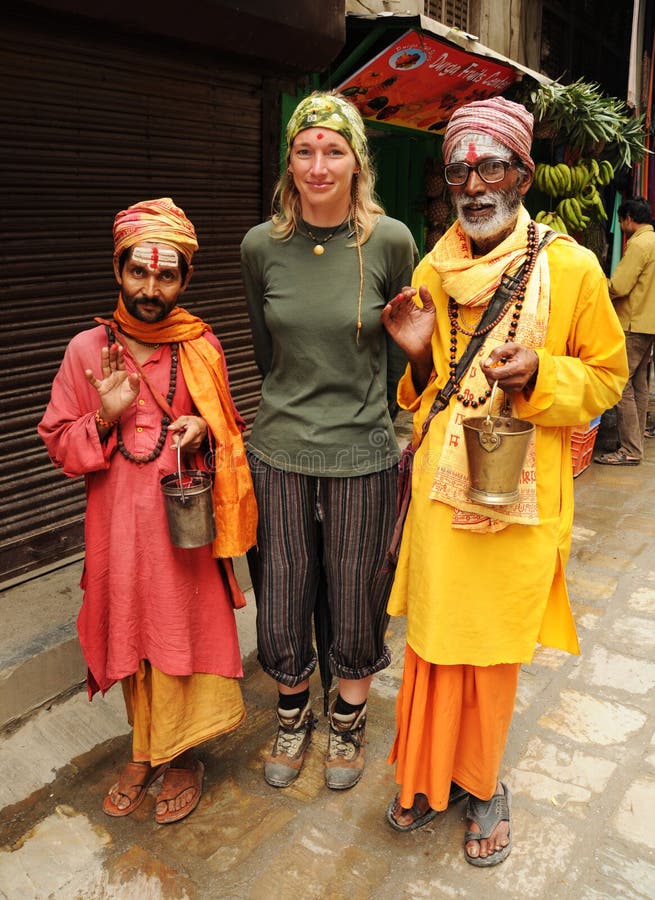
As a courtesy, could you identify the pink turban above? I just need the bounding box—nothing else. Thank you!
[113,197,199,263]
[442,97,535,174]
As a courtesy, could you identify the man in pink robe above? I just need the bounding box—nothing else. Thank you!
[38,197,257,825]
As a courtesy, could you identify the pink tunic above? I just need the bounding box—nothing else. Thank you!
[38,325,244,696]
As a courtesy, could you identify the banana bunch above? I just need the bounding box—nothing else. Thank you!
[535,210,568,233]
[579,182,608,221]
[592,158,615,186]
[533,157,614,233]
[533,159,614,198]
[556,197,590,232]
[533,162,575,197]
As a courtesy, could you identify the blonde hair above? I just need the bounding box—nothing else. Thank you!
[270,96,384,244]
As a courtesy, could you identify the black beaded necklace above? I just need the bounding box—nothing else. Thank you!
[448,221,539,409]
[117,342,179,463]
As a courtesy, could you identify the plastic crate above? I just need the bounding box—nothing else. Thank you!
[571,424,599,477]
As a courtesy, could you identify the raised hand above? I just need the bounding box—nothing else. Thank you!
[382,285,436,393]
[84,343,141,421]
[381,285,436,358]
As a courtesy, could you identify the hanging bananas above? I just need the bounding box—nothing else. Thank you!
[534,210,569,233]
[533,157,613,233]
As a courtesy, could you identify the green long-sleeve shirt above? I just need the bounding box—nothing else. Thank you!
[240,215,418,476]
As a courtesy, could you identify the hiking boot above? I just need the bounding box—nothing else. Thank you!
[264,699,316,788]
[325,702,367,790]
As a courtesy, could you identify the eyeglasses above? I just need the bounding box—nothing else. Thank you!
[443,158,517,186]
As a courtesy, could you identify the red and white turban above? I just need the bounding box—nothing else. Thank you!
[442,97,535,174]
[113,197,199,263]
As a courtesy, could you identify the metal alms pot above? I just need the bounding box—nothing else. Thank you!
[462,381,534,506]
[160,441,216,548]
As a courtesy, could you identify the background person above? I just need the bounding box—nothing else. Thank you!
[38,197,257,824]
[241,91,418,791]
[381,97,627,865]
[594,196,655,465]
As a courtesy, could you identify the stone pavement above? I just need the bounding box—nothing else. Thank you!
[1,433,655,899]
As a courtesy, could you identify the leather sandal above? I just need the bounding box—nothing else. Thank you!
[154,759,204,825]
[386,782,468,832]
[594,448,640,466]
[102,761,167,817]
[464,782,512,867]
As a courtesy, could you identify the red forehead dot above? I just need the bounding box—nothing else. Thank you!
[465,142,479,163]
[316,132,324,140]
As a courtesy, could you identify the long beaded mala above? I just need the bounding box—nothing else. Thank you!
[448,221,539,409]
[117,342,179,463]
[352,176,365,345]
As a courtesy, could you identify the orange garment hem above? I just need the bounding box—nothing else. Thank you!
[388,644,519,810]
[122,660,246,767]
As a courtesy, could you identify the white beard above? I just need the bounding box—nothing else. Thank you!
[453,185,522,245]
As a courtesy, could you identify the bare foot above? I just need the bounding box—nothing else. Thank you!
[103,760,163,817]
[389,792,434,828]
[154,754,204,825]
[465,781,511,861]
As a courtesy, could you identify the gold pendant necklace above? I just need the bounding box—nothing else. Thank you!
[302,218,349,255]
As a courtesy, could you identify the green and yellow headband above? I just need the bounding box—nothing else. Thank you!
[286,92,367,166]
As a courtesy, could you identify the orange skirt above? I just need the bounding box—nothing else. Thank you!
[122,660,245,767]
[388,644,519,809]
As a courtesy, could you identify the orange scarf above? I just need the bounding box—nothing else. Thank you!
[107,296,257,558]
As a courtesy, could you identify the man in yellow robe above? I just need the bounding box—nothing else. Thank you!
[381,97,627,866]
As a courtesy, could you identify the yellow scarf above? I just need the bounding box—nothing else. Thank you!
[108,296,258,557]
[427,208,567,532]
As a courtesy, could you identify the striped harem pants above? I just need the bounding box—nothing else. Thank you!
[247,454,398,687]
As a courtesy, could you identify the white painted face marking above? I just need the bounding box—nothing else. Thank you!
[449,133,512,164]
[131,244,179,270]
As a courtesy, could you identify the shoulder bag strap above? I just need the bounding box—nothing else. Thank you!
[411,224,556,451]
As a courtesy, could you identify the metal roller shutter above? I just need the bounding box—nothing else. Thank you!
[0,12,263,581]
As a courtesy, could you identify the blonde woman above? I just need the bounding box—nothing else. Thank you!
[241,91,418,791]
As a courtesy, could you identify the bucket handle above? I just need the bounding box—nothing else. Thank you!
[483,380,500,428]
[480,381,502,451]
[176,440,187,504]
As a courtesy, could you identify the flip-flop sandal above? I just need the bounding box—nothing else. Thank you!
[155,759,205,825]
[102,761,167,817]
[464,782,512,867]
[386,782,469,833]
[593,449,640,466]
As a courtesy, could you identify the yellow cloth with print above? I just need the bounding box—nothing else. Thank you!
[428,208,555,531]
[387,210,628,665]
[123,661,245,767]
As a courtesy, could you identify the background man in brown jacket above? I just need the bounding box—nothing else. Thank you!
[595,196,655,465]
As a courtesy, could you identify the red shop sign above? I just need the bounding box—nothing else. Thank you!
[336,29,519,133]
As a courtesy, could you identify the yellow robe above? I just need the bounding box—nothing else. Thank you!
[388,236,628,665]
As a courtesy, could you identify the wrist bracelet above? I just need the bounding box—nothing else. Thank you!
[95,409,118,429]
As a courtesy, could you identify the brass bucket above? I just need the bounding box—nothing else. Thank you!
[462,383,534,506]
[160,442,216,548]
